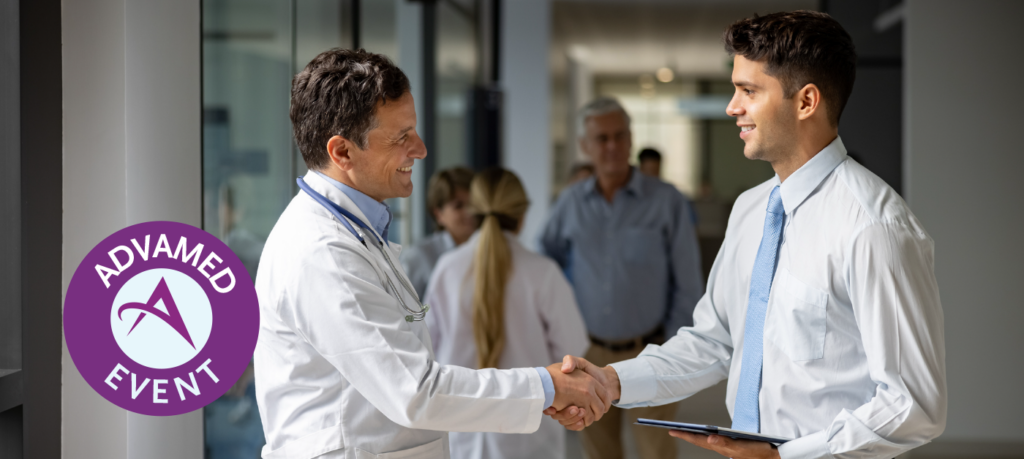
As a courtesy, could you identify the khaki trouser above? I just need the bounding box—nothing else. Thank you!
[580,343,678,459]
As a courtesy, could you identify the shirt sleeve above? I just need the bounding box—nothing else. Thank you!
[535,367,555,409]
[609,238,734,408]
[282,241,547,434]
[665,192,705,334]
[778,222,947,459]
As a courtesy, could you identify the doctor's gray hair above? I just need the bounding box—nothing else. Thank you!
[576,97,631,139]
[290,48,411,170]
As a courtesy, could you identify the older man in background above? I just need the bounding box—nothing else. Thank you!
[540,97,704,459]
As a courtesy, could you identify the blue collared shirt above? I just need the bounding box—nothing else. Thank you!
[540,168,704,340]
[315,173,557,407]
[314,171,392,242]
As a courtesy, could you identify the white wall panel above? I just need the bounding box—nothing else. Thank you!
[501,0,551,250]
[905,0,1024,443]
[63,0,203,456]
[62,0,129,455]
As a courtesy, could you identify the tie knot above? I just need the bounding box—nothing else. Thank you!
[767,186,785,215]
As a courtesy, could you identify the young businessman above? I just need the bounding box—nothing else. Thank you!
[548,11,947,459]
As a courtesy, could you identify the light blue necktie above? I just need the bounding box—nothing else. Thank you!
[732,186,785,433]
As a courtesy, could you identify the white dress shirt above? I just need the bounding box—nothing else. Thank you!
[426,231,590,459]
[610,137,947,459]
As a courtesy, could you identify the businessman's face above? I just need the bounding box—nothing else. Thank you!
[726,55,798,163]
[579,111,632,179]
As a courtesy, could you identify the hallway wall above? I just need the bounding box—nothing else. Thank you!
[62,0,203,456]
[905,0,1024,447]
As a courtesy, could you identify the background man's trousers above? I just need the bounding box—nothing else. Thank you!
[580,343,678,459]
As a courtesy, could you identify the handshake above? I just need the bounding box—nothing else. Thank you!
[541,356,621,431]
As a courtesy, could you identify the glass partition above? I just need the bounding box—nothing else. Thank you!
[435,0,478,171]
[202,1,294,457]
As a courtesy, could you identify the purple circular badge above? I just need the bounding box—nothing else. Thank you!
[64,221,259,416]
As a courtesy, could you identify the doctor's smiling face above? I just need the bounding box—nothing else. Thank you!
[326,92,426,202]
[290,49,418,201]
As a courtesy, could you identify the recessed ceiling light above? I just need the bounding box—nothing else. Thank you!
[656,67,674,83]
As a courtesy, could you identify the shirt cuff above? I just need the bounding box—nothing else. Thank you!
[777,430,833,459]
[608,358,658,407]
[535,367,555,409]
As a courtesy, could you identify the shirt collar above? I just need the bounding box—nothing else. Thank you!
[775,136,848,215]
[584,167,645,198]
[313,170,392,241]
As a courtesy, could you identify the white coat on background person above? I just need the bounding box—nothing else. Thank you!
[400,167,477,298]
[425,170,590,459]
[255,49,608,459]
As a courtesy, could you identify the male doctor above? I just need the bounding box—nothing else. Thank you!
[548,11,947,459]
[254,49,608,459]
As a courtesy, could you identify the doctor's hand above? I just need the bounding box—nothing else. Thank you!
[544,362,613,428]
[543,355,621,431]
[668,431,780,459]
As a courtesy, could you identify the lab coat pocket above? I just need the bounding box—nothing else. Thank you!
[355,438,444,459]
[766,268,828,361]
[621,228,663,264]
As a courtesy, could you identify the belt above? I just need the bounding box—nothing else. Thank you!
[589,326,665,353]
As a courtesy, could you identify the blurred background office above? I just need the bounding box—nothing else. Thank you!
[3,0,1024,458]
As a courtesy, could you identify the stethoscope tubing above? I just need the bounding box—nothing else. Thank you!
[296,176,429,322]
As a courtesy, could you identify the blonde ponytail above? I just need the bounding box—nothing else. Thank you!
[469,168,529,369]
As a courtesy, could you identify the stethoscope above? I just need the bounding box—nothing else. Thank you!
[297,177,429,322]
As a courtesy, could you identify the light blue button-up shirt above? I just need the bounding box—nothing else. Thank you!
[540,168,704,340]
[314,171,392,242]
[314,171,555,407]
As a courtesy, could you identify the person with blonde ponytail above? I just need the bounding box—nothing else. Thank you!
[426,168,589,459]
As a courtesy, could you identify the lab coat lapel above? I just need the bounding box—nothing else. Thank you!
[302,172,378,239]
[303,173,424,309]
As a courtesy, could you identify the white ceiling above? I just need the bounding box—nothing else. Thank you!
[551,0,819,78]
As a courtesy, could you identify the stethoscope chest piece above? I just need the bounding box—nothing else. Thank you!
[405,304,430,323]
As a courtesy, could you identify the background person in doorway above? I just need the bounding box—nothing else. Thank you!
[400,167,476,298]
[540,97,704,459]
[637,148,662,179]
[426,168,589,459]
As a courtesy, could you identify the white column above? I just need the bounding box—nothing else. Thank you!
[905,0,1024,443]
[62,0,203,457]
[396,0,426,245]
[501,0,551,250]
[566,50,593,162]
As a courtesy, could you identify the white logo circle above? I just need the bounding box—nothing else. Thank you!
[110,268,213,369]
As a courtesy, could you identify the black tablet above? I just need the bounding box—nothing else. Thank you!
[635,418,792,445]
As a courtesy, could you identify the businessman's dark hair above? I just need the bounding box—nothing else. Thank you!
[724,11,856,126]
[290,48,411,170]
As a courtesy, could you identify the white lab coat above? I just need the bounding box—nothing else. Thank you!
[254,172,546,459]
[425,231,589,459]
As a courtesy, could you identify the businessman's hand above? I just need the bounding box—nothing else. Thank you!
[545,361,613,427]
[668,431,780,459]
[543,355,621,431]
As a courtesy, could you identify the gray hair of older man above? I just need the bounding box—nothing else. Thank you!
[576,97,631,139]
